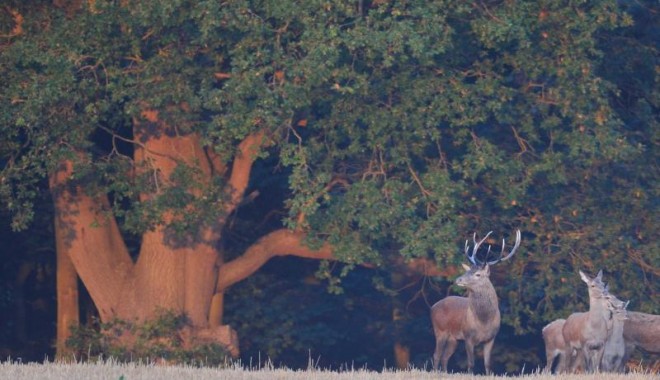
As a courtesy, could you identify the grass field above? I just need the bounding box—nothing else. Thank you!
[0,360,657,380]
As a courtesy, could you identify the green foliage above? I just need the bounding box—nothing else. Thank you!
[0,0,658,370]
[65,310,229,366]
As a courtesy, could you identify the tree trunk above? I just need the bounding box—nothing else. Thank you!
[122,111,220,327]
[48,106,255,356]
[49,117,456,359]
[50,151,241,356]
[394,342,411,370]
[209,293,225,327]
[54,239,79,361]
[391,272,410,370]
[50,159,133,322]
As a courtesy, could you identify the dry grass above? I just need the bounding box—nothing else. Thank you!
[0,360,657,380]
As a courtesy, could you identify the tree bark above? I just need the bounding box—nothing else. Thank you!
[49,159,132,321]
[208,293,225,327]
[54,239,79,361]
[216,229,335,293]
[394,342,411,369]
[391,272,409,370]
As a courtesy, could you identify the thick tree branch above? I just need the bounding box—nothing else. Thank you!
[215,229,334,292]
[221,130,267,219]
[205,147,228,178]
[215,228,458,293]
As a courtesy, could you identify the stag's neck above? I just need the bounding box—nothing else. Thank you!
[468,282,499,324]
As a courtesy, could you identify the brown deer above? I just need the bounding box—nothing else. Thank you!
[542,319,568,373]
[623,310,660,359]
[601,295,629,373]
[561,270,611,373]
[430,230,521,374]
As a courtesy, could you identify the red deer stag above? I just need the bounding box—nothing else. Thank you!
[562,270,611,373]
[431,229,521,374]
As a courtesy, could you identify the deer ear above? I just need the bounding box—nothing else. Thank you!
[579,270,589,283]
[483,264,490,276]
[596,269,603,281]
[462,263,471,271]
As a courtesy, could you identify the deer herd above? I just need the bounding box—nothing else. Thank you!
[430,230,659,374]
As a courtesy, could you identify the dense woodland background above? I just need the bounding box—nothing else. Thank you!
[0,0,658,375]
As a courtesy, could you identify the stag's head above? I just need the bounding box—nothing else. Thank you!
[455,230,521,290]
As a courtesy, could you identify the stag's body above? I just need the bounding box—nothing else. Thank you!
[431,230,520,374]
[542,319,567,373]
[601,298,628,373]
[623,311,660,356]
[562,271,611,373]
[431,270,501,373]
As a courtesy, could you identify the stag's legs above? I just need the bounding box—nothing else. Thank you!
[432,333,450,371]
[483,339,495,375]
[440,337,458,372]
[432,337,444,371]
[433,335,457,372]
[465,340,475,373]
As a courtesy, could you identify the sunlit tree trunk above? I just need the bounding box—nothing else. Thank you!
[49,110,458,358]
[47,106,265,356]
[54,240,79,361]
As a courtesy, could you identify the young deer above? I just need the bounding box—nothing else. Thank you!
[542,319,568,373]
[430,230,521,374]
[601,295,629,373]
[561,270,611,373]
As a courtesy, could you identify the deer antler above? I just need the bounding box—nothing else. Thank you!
[486,229,521,265]
[465,231,493,265]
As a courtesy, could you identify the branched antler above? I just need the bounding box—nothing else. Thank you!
[465,231,493,265]
[486,229,521,266]
[464,230,521,266]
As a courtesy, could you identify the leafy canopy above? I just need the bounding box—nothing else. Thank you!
[0,0,657,334]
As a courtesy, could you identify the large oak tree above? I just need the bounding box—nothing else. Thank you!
[1,0,656,364]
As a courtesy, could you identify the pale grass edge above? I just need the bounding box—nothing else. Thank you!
[0,358,658,380]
